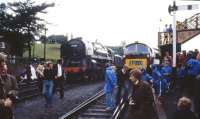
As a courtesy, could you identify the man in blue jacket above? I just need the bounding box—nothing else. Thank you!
[151,64,162,82]
[151,64,168,103]
[161,61,173,90]
[104,64,117,111]
[185,52,200,96]
[141,68,153,85]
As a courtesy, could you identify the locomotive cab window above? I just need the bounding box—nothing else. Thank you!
[125,43,150,55]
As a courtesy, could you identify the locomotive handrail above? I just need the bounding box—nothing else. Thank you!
[59,90,105,119]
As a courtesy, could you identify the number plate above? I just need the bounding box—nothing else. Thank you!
[125,58,147,69]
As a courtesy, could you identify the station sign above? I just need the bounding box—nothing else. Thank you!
[158,32,173,46]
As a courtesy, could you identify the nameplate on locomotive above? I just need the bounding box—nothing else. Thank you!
[125,58,147,69]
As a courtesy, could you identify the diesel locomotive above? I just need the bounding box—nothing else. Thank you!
[123,42,155,71]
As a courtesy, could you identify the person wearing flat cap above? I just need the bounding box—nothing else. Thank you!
[127,68,158,119]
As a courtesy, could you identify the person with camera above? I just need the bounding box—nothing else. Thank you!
[0,58,18,119]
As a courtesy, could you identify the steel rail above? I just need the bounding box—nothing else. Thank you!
[59,90,105,119]
[111,98,126,119]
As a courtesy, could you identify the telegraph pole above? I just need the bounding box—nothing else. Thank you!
[33,41,35,58]
[172,1,177,68]
[44,28,47,61]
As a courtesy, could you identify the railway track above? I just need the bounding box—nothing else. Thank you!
[18,80,41,100]
[17,80,126,119]
[17,80,100,101]
[59,90,111,119]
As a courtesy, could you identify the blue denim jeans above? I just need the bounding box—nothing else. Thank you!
[42,80,54,105]
[123,80,131,101]
[106,91,114,109]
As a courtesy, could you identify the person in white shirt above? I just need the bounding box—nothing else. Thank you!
[30,64,37,80]
[54,59,65,99]
[25,63,37,84]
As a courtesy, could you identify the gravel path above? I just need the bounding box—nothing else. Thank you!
[14,81,104,119]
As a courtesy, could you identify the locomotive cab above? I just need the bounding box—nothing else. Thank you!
[124,42,154,71]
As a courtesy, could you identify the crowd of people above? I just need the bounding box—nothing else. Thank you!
[0,56,65,119]
[1,48,200,119]
[20,59,65,102]
[104,63,158,119]
[103,49,200,119]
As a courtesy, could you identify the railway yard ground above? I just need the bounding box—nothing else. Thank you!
[13,81,104,119]
[12,79,194,119]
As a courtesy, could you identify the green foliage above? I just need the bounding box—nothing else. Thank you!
[0,0,54,56]
[7,0,54,35]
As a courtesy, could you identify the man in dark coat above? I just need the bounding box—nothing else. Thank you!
[116,64,130,105]
[127,68,158,119]
[54,59,65,99]
[0,57,18,119]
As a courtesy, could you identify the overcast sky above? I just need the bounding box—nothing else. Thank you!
[3,0,200,50]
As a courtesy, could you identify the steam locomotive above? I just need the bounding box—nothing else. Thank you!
[123,42,155,71]
[61,37,112,81]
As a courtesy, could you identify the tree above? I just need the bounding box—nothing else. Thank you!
[0,3,14,32]
[0,0,54,57]
[0,3,19,55]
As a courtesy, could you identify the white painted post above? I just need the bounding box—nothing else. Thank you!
[168,1,199,67]
[172,4,177,67]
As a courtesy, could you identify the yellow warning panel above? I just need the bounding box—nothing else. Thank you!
[125,58,147,69]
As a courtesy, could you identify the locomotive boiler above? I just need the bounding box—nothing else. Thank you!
[61,37,112,81]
